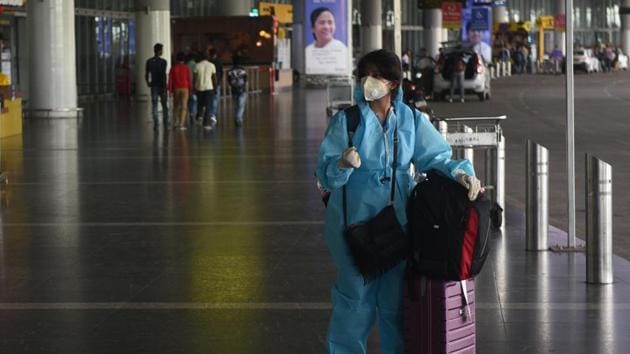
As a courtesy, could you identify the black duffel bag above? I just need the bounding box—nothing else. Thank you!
[407,171,492,281]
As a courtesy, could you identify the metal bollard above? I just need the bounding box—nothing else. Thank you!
[483,134,505,221]
[526,140,549,251]
[496,135,505,219]
[586,154,613,284]
[507,61,512,77]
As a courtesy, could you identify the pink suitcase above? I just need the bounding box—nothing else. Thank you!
[404,275,476,354]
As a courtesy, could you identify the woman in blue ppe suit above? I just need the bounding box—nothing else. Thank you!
[316,49,481,354]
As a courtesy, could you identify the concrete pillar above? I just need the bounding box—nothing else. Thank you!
[134,0,171,101]
[16,17,28,101]
[361,0,383,54]
[621,0,630,55]
[217,1,251,16]
[554,0,566,55]
[493,2,509,24]
[27,0,78,117]
[424,8,442,59]
[292,0,305,75]
[393,0,402,58]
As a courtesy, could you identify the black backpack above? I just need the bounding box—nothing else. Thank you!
[407,171,492,281]
[227,68,246,91]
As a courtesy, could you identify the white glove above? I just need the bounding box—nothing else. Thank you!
[338,147,361,169]
[457,173,482,201]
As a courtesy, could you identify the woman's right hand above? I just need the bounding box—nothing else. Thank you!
[338,147,361,169]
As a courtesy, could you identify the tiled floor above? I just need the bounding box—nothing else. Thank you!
[0,88,629,353]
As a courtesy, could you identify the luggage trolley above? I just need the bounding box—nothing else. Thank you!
[435,115,507,229]
[325,78,354,118]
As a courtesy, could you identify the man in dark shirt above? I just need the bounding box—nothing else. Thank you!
[227,55,248,127]
[208,48,223,123]
[146,43,168,129]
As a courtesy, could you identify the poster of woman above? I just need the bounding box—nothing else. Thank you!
[305,1,349,76]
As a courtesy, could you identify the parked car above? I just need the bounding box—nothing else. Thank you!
[616,50,629,70]
[433,45,491,101]
[574,48,601,73]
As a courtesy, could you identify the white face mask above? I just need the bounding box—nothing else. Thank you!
[362,76,391,102]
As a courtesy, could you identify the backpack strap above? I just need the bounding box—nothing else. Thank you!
[342,105,360,228]
[390,123,399,205]
[345,105,360,147]
[406,102,419,124]
[342,105,401,225]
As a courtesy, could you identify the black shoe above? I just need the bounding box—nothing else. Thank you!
[235,120,243,127]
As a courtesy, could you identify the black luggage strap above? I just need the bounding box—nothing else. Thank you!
[342,105,398,228]
[342,105,360,229]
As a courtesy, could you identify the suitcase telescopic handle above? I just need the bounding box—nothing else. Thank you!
[460,280,472,321]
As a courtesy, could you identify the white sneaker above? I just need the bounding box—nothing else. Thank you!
[179,125,187,131]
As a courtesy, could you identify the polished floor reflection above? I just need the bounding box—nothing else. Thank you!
[1,92,630,353]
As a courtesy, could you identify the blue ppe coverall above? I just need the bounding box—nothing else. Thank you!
[316,86,475,354]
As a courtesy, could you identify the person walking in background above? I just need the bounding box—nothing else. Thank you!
[550,45,564,74]
[499,45,511,63]
[145,43,168,129]
[604,44,615,72]
[194,51,218,130]
[513,46,525,74]
[227,55,248,127]
[186,52,198,124]
[401,49,412,79]
[208,48,224,125]
[168,52,192,130]
[520,46,529,74]
[450,53,466,103]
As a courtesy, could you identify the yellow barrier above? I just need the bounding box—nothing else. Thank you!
[0,98,23,138]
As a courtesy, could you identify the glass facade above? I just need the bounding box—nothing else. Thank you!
[393,0,624,59]
[508,0,621,45]
[75,1,135,97]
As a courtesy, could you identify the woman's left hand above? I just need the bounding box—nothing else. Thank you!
[456,173,482,201]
